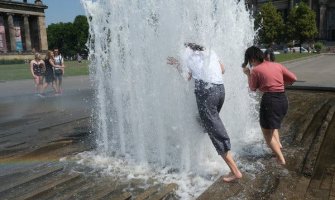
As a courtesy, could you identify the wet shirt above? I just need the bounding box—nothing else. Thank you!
[184,48,223,84]
[248,61,297,92]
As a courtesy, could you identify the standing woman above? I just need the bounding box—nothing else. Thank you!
[242,46,297,165]
[30,53,45,96]
[167,43,242,182]
[53,48,65,94]
[42,51,58,94]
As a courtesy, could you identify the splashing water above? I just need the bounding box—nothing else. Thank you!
[80,0,260,198]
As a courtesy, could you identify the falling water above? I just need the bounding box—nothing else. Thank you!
[81,0,258,198]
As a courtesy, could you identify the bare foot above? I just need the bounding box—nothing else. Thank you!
[222,172,242,183]
[277,158,286,165]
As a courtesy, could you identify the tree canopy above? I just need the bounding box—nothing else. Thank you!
[286,2,318,44]
[255,2,284,45]
[47,15,89,57]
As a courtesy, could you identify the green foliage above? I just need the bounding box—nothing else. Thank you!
[255,2,284,44]
[286,2,318,43]
[314,42,324,53]
[0,59,25,65]
[0,61,89,81]
[47,15,89,57]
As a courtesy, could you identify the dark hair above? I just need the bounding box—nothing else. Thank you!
[244,46,264,65]
[184,43,205,51]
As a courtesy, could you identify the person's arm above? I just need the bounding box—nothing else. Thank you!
[49,59,60,68]
[30,61,36,78]
[220,62,225,74]
[243,68,258,91]
[167,56,192,81]
[281,65,297,85]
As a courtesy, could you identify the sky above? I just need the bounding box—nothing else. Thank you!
[27,0,86,26]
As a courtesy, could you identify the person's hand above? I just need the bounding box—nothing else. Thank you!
[167,57,179,65]
[33,75,37,79]
[243,67,250,76]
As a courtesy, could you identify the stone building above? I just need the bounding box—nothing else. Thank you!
[248,0,335,41]
[0,0,48,53]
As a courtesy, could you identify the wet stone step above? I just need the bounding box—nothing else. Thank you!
[146,183,178,200]
[135,185,160,200]
[0,165,64,194]
[14,173,81,200]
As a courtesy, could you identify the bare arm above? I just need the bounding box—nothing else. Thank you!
[49,59,61,68]
[167,56,192,81]
[30,61,36,78]
[220,62,225,74]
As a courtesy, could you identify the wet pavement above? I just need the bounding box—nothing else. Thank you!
[0,54,335,199]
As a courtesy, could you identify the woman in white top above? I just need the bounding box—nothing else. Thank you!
[167,43,242,182]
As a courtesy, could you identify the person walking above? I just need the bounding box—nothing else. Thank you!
[53,48,65,95]
[167,43,242,182]
[30,53,45,97]
[264,44,275,62]
[242,46,297,165]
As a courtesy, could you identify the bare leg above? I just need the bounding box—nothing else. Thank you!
[261,128,286,165]
[273,129,282,148]
[52,81,57,93]
[221,151,242,182]
[55,78,60,94]
[33,78,39,94]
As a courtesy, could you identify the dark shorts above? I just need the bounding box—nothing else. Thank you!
[260,92,288,129]
[45,74,54,83]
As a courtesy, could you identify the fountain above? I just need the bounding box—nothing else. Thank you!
[81,0,259,198]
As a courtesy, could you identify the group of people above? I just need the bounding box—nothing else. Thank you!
[30,48,65,97]
[167,44,297,183]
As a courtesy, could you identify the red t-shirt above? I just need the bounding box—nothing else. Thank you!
[248,61,297,92]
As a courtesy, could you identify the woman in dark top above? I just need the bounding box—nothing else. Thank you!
[42,51,57,94]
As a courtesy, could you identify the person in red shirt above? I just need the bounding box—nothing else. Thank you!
[242,46,297,165]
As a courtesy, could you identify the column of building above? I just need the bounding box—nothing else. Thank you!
[23,15,32,51]
[6,13,16,52]
[37,15,47,51]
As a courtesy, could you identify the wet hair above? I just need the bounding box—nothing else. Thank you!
[244,46,264,65]
[184,42,205,51]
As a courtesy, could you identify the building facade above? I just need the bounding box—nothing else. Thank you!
[248,0,335,41]
[0,0,48,53]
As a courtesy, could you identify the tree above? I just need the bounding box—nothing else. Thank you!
[73,15,89,55]
[255,2,284,45]
[47,15,89,57]
[286,2,318,52]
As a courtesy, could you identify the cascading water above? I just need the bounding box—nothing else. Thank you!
[80,0,260,198]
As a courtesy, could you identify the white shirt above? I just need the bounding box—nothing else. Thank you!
[54,55,63,69]
[183,48,223,84]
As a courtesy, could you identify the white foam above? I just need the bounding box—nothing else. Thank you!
[80,0,261,198]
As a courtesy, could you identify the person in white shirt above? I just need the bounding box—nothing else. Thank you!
[167,43,242,182]
[53,48,65,95]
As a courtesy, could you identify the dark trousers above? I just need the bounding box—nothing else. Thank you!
[194,80,231,155]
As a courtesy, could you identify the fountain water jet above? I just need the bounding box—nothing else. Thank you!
[81,0,259,195]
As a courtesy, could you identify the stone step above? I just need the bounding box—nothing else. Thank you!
[14,173,81,200]
[0,165,64,194]
[302,103,335,176]
[104,192,132,200]
[146,183,178,200]
[135,185,160,200]
[44,178,88,200]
